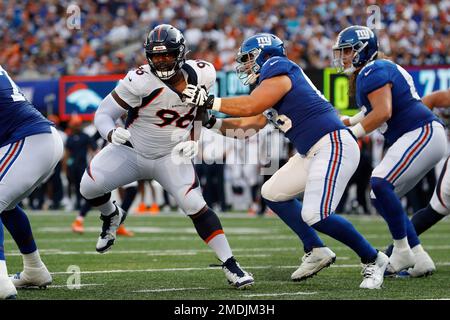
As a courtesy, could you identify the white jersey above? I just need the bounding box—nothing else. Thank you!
[112,60,216,159]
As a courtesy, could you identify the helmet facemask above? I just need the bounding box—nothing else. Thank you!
[333,40,375,75]
[146,47,185,80]
[236,47,262,85]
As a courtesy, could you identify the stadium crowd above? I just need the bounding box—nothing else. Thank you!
[0,0,448,79]
[0,0,447,217]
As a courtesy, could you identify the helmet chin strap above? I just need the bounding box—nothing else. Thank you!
[343,65,356,75]
[245,73,260,85]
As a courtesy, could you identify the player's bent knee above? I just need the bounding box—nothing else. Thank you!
[80,173,104,200]
[301,210,321,226]
[261,180,286,202]
[370,176,394,194]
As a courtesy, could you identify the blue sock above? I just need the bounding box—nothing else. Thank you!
[370,177,407,240]
[313,214,378,263]
[405,217,420,248]
[264,198,324,252]
[0,218,4,260]
[1,206,37,254]
[411,204,445,236]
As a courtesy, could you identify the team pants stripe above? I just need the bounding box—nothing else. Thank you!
[436,156,449,210]
[328,130,343,216]
[320,131,342,219]
[385,123,433,184]
[0,139,25,182]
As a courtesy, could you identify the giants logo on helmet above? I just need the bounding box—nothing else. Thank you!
[256,36,272,47]
[355,29,372,40]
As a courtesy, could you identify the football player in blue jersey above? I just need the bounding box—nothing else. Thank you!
[0,65,64,299]
[184,33,389,289]
[332,26,447,277]
[384,89,450,277]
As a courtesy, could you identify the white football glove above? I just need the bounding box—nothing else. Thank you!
[109,127,131,145]
[182,84,208,106]
[173,140,199,159]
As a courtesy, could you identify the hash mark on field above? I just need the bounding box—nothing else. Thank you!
[133,287,207,293]
[242,291,317,297]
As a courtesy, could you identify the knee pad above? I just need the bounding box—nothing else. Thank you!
[300,210,321,226]
[80,172,104,200]
[261,180,285,202]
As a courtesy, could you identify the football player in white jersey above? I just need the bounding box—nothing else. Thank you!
[79,24,253,289]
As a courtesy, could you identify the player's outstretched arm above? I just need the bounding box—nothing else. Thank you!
[219,114,268,139]
[422,89,450,109]
[351,83,392,138]
[183,75,291,117]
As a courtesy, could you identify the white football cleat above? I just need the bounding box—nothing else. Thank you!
[386,246,416,273]
[96,202,128,253]
[406,250,436,277]
[291,247,336,281]
[0,276,17,299]
[360,251,389,289]
[10,265,52,289]
[222,257,254,289]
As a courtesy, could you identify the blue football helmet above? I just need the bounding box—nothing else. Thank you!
[144,24,186,80]
[332,26,378,74]
[236,33,286,85]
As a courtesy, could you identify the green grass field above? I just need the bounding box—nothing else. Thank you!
[3,211,450,300]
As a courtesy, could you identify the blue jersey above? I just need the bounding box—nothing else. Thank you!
[356,59,440,146]
[0,65,52,147]
[259,57,345,155]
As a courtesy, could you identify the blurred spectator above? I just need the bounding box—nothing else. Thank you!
[62,115,97,210]
[0,0,447,80]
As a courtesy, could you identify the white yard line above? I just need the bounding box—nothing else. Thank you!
[133,287,207,293]
[46,262,450,276]
[36,226,274,235]
[242,291,317,297]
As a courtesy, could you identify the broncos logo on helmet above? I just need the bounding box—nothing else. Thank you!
[144,24,186,80]
[235,33,286,85]
[332,25,378,75]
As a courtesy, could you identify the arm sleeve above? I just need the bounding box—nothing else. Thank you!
[94,93,128,141]
[203,64,217,92]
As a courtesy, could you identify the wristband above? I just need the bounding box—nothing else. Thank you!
[350,123,366,138]
[212,97,222,112]
[349,111,365,126]
[211,118,223,130]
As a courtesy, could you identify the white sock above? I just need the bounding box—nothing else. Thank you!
[97,201,116,216]
[393,237,409,250]
[207,234,233,263]
[0,260,8,277]
[411,244,425,255]
[23,250,44,269]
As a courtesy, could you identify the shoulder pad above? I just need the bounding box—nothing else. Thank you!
[185,60,216,91]
[121,65,159,97]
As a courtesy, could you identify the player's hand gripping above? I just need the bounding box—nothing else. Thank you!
[182,84,215,109]
[173,140,199,159]
[108,127,131,145]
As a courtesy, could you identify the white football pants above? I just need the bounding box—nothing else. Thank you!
[261,129,360,225]
[0,127,64,213]
[80,144,206,215]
